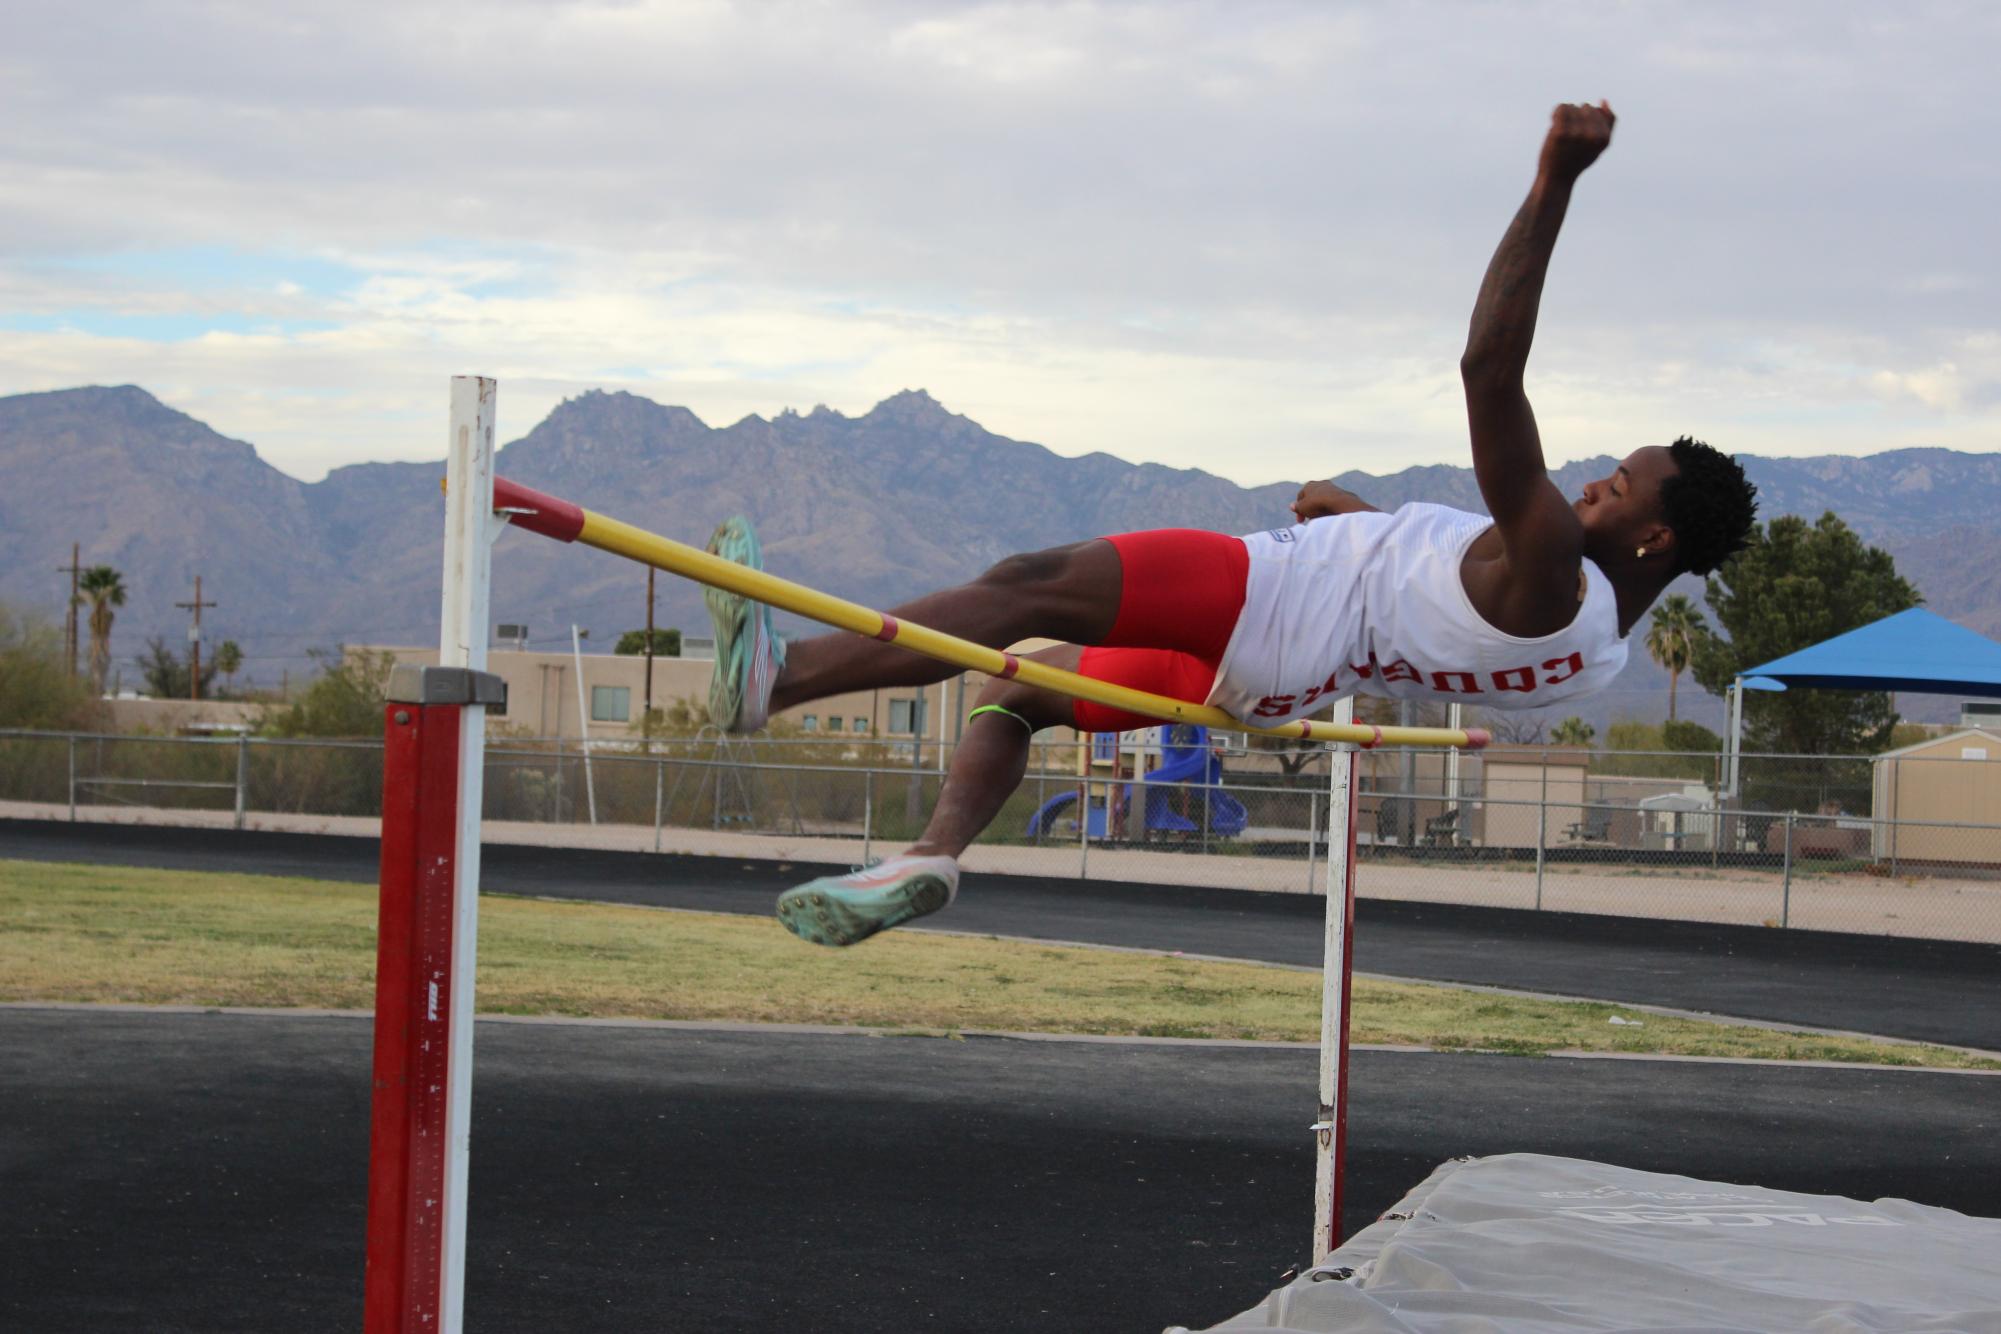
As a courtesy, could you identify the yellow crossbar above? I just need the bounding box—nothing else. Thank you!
[492,477,1487,750]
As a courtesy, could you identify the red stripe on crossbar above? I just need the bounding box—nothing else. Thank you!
[493,476,586,543]
[875,615,901,642]
[999,653,1021,679]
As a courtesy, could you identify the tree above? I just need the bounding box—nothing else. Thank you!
[1594,719,1722,781]
[1644,593,1708,722]
[214,640,244,695]
[615,628,680,657]
[1550,716,1595,747]
[260,648,398,738]
[0,604,101,729]
[1249,727,1326,782]
[1476,710,1547,745]
[76,565,125,697]
[136,636,218,700]
[1249,700,1366,782]
[1662,718,1724,755]
[1691,512,1920,756]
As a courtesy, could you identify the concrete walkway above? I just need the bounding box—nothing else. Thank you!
[7,798,2000,943]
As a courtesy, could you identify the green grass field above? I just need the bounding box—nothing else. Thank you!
[3,858,1993,1068]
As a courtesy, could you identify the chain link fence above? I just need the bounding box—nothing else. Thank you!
[4,728,2000,944]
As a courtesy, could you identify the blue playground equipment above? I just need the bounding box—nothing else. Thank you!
[1026,726,1248,840]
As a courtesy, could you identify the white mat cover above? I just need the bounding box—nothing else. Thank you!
[1176,1153,2001,1333]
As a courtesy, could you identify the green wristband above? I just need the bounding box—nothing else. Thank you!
[968,704,1035,734]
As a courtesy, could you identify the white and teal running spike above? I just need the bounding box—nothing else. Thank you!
[775,855,960,947]
[704,516,785,733]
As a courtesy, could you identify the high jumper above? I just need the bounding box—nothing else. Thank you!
[689,102,1758,948]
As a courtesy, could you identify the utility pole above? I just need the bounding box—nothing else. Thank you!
[643,567,656,748]
[174,575,217,701]
[57,544,81,678]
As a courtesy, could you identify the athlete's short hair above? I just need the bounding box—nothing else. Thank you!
[1659,436,1757,575]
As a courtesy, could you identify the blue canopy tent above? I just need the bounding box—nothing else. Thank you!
[1727,608,2001,794]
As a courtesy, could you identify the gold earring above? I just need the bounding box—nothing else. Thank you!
[1635,546,1647,558]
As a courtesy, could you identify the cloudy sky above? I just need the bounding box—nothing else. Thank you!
[3,1,1996,485]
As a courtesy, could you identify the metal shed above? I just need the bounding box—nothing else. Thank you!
[1871,727,2001,864]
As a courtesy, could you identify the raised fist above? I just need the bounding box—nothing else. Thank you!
[1538,100,1615,183]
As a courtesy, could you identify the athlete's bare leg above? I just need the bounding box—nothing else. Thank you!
[768,542,1121,713]
[904,646,1082,860]
[771,645,1086,947]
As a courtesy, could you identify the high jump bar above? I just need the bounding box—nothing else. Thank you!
[489,475,1490,752]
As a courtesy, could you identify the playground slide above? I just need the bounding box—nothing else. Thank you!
[1026,789,1080,839]
[1140,738,1248,837]
[1024,728,1248,839]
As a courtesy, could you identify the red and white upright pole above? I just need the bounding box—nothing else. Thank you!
[366,377,504,1333]
[1312,697,1360,1263]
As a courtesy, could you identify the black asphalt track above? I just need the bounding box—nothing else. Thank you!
[4,1008,1998,1334]
[6,818,2000,1050]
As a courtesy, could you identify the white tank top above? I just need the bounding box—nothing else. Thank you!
[1207,503,1629,727]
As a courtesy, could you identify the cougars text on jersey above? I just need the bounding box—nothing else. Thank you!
[1247,650,1587,718]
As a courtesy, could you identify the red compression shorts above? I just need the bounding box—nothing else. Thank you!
[1072,529,1249,733]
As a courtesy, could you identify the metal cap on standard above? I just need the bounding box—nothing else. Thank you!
[387,665,509,707]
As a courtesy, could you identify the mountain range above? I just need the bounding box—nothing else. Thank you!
[4,383,1998,731]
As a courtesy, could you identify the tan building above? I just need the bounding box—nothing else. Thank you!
[1872,728,2001,865]
[1477,748,1590,848]
[1352,746,1454,845]
[367,643,1004,749]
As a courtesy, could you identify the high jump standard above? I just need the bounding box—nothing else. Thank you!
[361,377,1490,1333]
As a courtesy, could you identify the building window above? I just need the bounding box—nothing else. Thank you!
[887,698,921,734]
[826,716,844,732]
[591,685,631,722]
[853,717,868,733]
[802,714,819,731]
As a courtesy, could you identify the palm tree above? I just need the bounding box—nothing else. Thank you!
[1551,716,1596,747]
[76,565,126,698]
[215,639,244,696]
[1644,594,1708,722]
